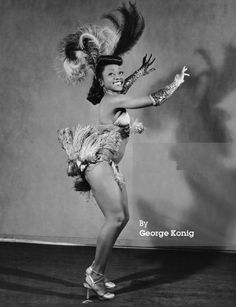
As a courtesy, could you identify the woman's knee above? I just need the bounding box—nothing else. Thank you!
[108,212,129,227]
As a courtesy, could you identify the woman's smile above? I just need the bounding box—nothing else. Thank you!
[111,79,124,90]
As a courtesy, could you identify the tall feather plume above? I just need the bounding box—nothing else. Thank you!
[104,2,145,56]
[56,2,144,85]
[57,24,119,84]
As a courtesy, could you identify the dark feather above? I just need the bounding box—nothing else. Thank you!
[58,32,81,61]
[104,14,120,30]
[103,2,145,56]
[82,38,99,68]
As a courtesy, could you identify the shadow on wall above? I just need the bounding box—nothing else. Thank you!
[136,44,236,248]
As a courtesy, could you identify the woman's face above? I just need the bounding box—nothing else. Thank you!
[100,64,124,93]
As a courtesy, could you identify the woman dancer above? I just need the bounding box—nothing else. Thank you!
[57,3,189,301]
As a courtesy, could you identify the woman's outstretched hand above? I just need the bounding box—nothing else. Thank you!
[140,54,156,75]
[174,66,190,85]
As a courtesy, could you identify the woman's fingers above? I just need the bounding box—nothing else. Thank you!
[182,66,190,74]
[143,54,156,66]
[149,57,156,66]
[181,66,190,77]
[147,54,153,62]
[142,54,147,65]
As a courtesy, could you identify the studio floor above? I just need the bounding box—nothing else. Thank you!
[0,242,235,306]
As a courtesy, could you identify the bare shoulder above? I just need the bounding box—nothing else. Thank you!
[101,94,127,111]
[99,95,126,124]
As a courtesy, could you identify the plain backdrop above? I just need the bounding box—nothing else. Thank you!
[1,0,236,249]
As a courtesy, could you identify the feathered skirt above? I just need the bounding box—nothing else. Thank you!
[57,120,144,198]
[57,123,128,193]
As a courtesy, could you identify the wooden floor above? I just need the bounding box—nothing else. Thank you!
[0,243,236,306]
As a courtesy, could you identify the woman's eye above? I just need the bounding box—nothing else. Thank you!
[119,71,124,75]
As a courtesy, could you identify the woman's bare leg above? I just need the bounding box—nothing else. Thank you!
[85,161,129,275]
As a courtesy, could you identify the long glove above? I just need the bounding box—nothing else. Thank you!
[122,54,156,94]
[149,66,189,106]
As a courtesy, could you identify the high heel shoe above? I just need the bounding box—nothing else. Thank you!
[83,269,115,301]
[86,262,116,289]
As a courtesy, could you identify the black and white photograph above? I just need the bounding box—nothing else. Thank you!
[0,0,236,306]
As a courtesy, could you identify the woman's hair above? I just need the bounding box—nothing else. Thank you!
[87,55,123,105]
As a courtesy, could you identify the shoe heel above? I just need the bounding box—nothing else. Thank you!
[86,287,90,300]
[82,283,93,304]
[84,270,115,301]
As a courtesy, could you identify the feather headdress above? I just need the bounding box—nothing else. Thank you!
[57,2,145,85]
[57,25,119,84]
[104,2,145,57]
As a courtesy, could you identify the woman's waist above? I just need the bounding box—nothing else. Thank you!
[97,138,128,163]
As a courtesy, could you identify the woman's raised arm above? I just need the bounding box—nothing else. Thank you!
[111,66,190,110]
[122,54,156,94]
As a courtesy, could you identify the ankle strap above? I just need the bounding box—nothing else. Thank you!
[92,268,104,277]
